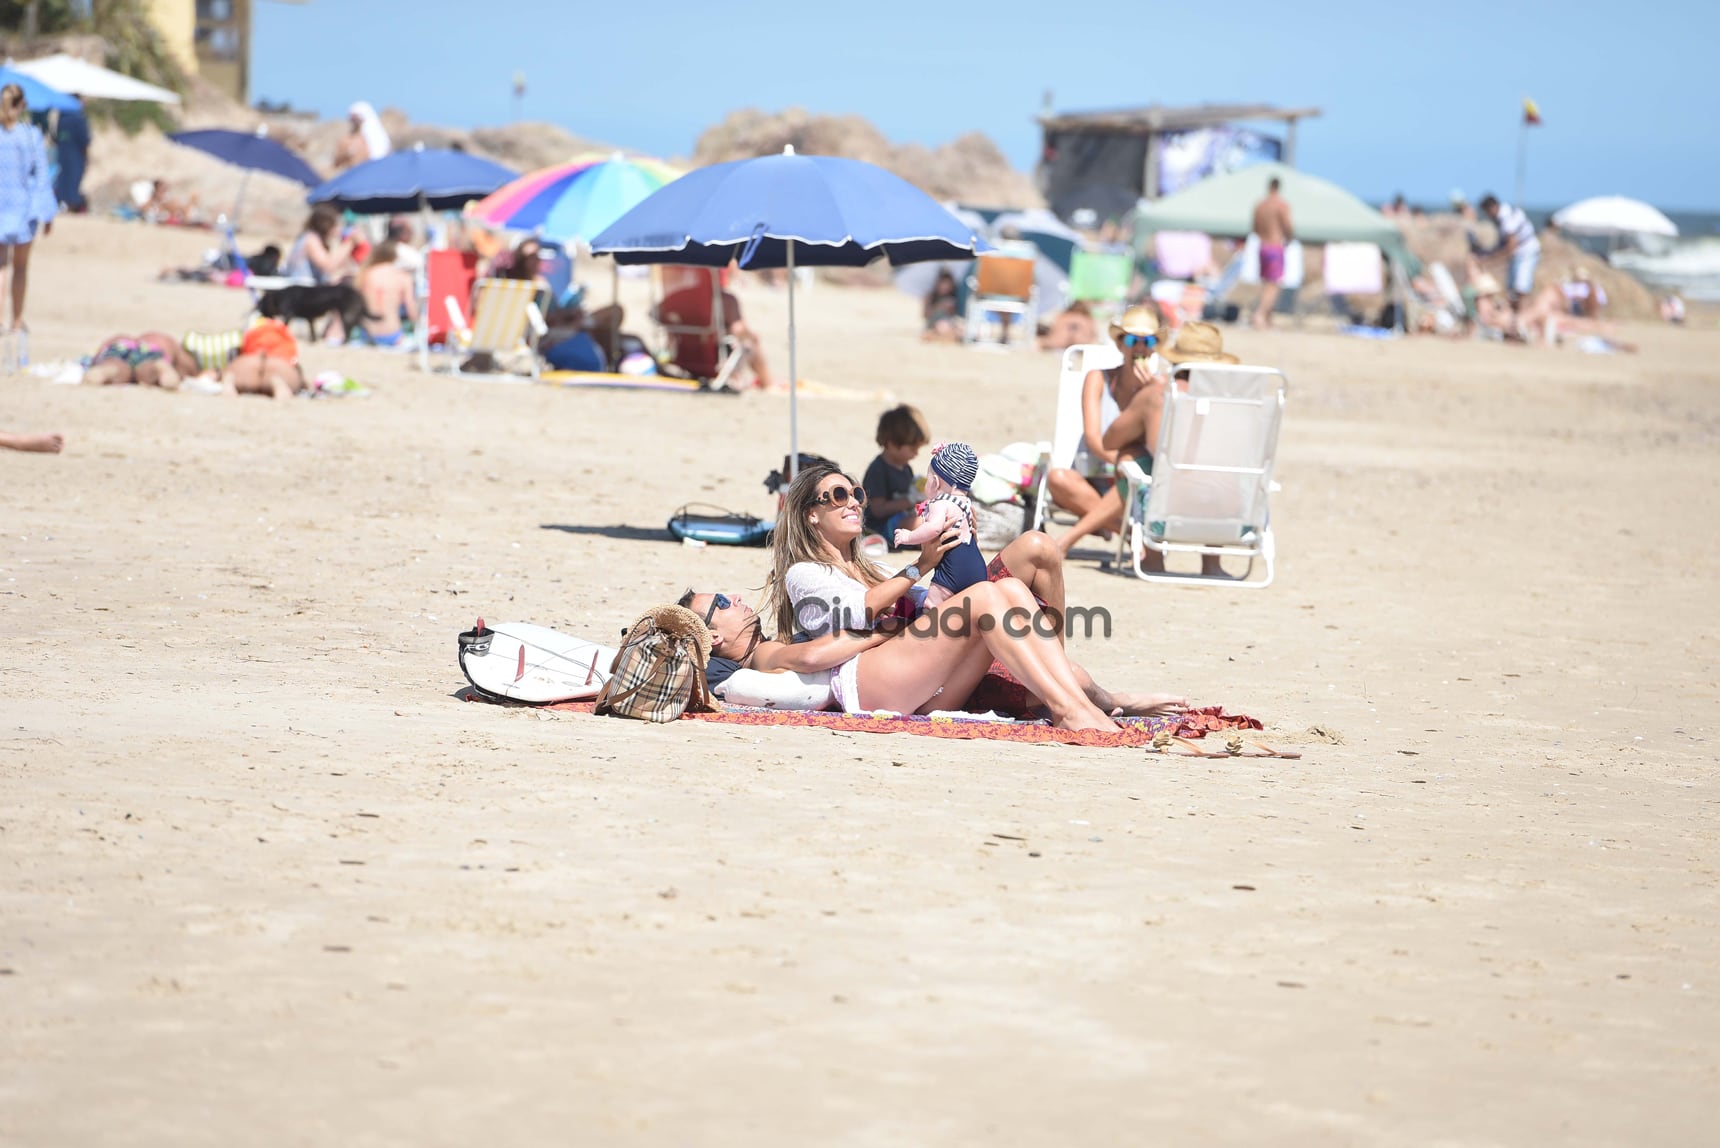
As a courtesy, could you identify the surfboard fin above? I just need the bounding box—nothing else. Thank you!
[514,644,527,683]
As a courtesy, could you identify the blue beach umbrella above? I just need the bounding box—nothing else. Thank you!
[170,127,321,187]
[0,63,79,114]
[171,127,321,225]
[307,143,517,214]
[592,146,989,471]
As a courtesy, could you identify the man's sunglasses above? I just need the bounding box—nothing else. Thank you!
[1119,333,1159,349]
[815,485,868,508]
[703,592,731,626]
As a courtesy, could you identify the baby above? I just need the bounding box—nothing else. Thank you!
[893,441,989,607]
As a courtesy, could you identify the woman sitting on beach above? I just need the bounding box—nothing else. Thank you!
[1042,306,1164,556]
[282,205,356,285]
[921,268,960,342]
[357,240,418,347]
[766,463,1125,731]
[687,526,1185,721]
[1064,321,1241,572]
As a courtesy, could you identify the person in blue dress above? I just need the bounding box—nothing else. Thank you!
[0,83,56,356]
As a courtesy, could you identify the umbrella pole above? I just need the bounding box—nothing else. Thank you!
[610,256,619,366]
[234,169,251,229]
[418,192,431,374]
[787,239,799,482]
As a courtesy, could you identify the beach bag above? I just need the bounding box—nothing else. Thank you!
[593,605,717,722]
[668,503,772,546]
[973,499,1028,552]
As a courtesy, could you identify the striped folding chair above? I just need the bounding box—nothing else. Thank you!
[440,277,546,381]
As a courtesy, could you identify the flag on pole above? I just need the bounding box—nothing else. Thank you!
[1522,97,1542,126]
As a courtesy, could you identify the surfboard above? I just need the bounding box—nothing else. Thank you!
[457,619,619,704]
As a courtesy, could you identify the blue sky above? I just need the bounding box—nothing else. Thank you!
[253,0,1718,211]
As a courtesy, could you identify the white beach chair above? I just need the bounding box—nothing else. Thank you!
[439,277,546,382]
[1113,363,1287,588]
[1030,342,1123,532]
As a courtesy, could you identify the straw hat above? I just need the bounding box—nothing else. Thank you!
[1160,321,1240,365]
[1471,272,1505,298]
[640,604,713,664]
[1108,304,1161,341]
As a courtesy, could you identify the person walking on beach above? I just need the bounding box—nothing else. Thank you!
[0,83,55,362]
[1473,194,1540,303]
[1251,177,1292,328]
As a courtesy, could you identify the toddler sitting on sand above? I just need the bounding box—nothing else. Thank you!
[893,441,988,608]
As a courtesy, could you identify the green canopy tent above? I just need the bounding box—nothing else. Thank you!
[1134,162,1417,325]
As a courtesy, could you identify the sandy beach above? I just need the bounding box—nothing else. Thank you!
[2,216,1718,1145]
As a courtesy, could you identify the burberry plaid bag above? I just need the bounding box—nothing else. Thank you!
[593,605,716,722]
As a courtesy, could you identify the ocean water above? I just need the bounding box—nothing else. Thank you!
[1530,206,1720,301]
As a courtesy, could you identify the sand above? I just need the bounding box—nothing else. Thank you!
[2,217,1717,1146]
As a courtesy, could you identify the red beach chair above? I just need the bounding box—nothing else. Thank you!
[653,265,744,388]
[424,249,480,348]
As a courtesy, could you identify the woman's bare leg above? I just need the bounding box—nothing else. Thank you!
[8,241,31,329]
[1044,467,1101,520]
[81,359,134,386]
[995,531,1067,632]
[985,578,1111,718]
[219,354,261,397]
[1058,486,1123,556]
[989,533,1188,716]
[855,582,1117,731]
[263,361,300,400]
[134,360,182,390]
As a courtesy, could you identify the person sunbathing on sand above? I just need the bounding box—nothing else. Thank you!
[1,430,62,452]
[683,528,1186,721]
[81,332,197,389]
[758,464,1192,730]
[216,353,307,399]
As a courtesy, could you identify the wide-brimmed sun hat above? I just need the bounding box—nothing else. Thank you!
[1471,272,1505,298]
[1160,321,1240,365]
[1108,304,1161,341]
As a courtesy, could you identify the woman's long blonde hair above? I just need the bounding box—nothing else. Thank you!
[0,85,25,131]
[766,462,885,639]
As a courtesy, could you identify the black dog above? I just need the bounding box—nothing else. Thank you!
[256,284,378,342]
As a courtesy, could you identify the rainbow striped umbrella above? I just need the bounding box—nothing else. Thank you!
[465,152,681,244]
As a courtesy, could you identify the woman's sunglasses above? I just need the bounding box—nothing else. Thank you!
[703,593,731,626]
[815,485,868,508]
[1118,333,1159,349]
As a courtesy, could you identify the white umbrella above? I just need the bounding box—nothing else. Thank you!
[1552,196,1677,239]
[10,54,180,104]
[991,207,1081,242]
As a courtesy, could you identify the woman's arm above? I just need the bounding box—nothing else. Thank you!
[30,129,56,231]
[752,628,894,673]
[1101,367,1166,454]
[1079,368,1112,460]
[860,527,957,618]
